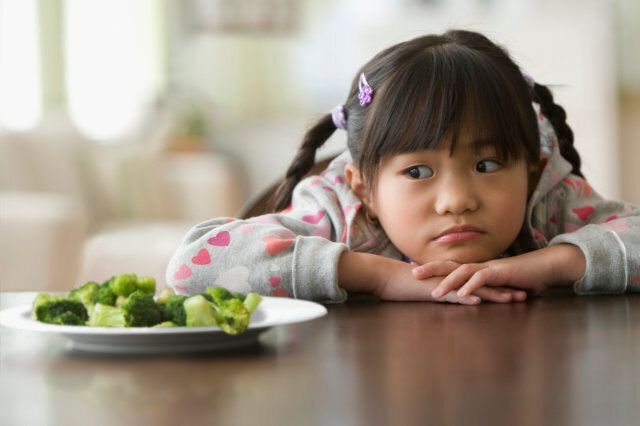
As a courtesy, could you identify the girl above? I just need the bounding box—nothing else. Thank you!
[166,30,639,304]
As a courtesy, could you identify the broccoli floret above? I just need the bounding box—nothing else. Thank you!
[68,281,99,311]
[121,290,163,327]
[88,303,126,327]
[32,294,88,326]
[156,289,174,305]
[136,276,156,294]
[205,286,234,305]
[161,295,188,326]
[184,295,219,327]
[215,298,250,335]
[205,288,261,333]
[93,281,117,306]
[243,293,262,314]
[153,321,176,328]
[110,273,138,297]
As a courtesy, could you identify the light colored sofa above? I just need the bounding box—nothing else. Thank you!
[0,131,243,293]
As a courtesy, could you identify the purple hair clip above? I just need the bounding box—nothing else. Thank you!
[523,73,535,90]
[331,104,347,130]
[358,73,373,106]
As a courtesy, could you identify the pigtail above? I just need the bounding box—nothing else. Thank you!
[272,113,337,212]
[532,83,584,178]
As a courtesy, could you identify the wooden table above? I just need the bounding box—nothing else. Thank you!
[1,291,639,426]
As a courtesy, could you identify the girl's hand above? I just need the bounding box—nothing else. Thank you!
[375,260,481,304]
[412,260,528,303]
[339,251,524,304]
[415,244,586,301]
[339,251,481,304]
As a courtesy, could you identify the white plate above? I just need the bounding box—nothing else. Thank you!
[0,297,327,354]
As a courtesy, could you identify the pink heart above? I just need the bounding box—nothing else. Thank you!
[173,264,192,280]
[605,214,618,222]
[268,276,281,287]
[572,206,594,221]
[602,218,629,232]
[263,236,294,255]
[192,249,211,265]
[302,210,326,225]
[564,222,580,232]
[208,231,230,247]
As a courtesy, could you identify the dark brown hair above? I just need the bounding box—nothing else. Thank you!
[273,29,583,211]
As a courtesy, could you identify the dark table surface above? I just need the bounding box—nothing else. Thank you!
[1,291,639,426]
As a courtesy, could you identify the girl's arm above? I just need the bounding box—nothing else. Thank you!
[543,175,640,295]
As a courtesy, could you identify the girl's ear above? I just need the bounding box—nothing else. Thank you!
[344,162,374,207]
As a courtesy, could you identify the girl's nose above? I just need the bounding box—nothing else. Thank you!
[434,177,479,215]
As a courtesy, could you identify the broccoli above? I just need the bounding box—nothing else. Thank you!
[110,273,138,297]
[160,294,188,326]
[153,321,176,328]
[156,289,174,305]
[32,293,88,326]
[205,287,261,332]
[205,286,261,313]
[136,276,156,294]
[121,290,163,327]
[214,298,250,335]
[88,303,126,327]
[32,279,262,335]
[243,293,262,314]
[205,286,234,305]
[184,295,219,327]
[93,280,117,306]
[68,281,99,311]
[185,292,252,334]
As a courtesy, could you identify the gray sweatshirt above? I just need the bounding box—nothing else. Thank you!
[166,118,640,302]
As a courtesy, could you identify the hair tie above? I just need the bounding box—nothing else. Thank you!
[358,73,373,106]
[331,104,347,130]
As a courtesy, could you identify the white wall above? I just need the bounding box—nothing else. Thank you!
[174,0,621,200]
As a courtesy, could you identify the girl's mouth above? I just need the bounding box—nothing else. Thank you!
[432,225,485,243]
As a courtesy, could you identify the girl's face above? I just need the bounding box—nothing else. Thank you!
[350,139,536,264]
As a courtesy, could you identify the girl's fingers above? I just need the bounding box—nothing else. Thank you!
[441,291,480,305]
[473,287,527,303]
[457,266,515,297]
[430,264,482,299]
[412,260,460,279]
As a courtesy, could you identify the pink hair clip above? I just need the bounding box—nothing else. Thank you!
[358,73,373,106]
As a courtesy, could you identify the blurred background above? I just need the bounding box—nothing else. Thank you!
[1,0,638,292]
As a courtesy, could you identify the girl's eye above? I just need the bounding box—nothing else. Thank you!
[476,160,502,173]
[405,165,434,180]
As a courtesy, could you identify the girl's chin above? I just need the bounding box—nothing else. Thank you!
[416,251,498,265]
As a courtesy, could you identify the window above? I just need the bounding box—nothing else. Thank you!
[0,0,42,132]
[0,0,164,141]
[64,0,164,141]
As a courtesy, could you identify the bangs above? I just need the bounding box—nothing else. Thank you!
[359,43,537,183]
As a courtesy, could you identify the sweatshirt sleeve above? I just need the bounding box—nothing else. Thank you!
[541,175,640,294]
[165,171,355,303]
